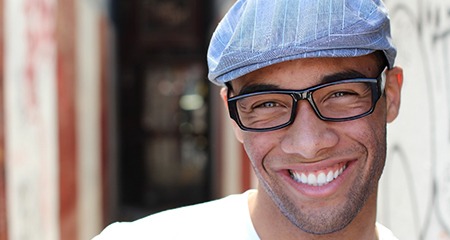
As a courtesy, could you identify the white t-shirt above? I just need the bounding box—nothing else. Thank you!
[93,190,398,240]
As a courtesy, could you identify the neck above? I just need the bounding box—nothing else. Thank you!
[248,187,379,240]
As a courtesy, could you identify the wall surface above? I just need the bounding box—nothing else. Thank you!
[2,0,108,239]
[4,0,59,239]
[379,0,450,239]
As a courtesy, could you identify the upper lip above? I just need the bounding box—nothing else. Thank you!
[274,157,356,173]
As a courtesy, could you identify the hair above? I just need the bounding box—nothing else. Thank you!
[374,50,389,71]
[225,82,233,92]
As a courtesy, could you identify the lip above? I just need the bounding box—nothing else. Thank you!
[279,159,357,199]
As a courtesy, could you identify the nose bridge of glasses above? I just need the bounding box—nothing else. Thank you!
[290,90,323,121]
[292,90,310,101]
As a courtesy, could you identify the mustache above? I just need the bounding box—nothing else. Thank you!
[266,144,367,165]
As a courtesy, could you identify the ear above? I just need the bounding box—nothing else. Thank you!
[220,87,244,143]
[384,67,403,123]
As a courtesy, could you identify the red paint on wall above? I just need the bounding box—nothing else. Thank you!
[241,146,251,192]
[99,15,111,226]
[56,0,78,239]
[23,0,55,120]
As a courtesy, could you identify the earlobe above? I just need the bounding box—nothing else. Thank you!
[220,87,244,143]
[385,67,403,123]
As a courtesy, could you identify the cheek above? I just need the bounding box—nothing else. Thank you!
[337,108,387,163]
[351,119,386,152]
[241,133,279,167]
[353,99,388,147]
[347,115,387,176]
[361,122,387,189]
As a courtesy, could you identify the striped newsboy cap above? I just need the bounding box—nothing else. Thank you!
[207,0,397,85]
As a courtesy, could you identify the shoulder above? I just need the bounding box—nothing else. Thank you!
[376,222,399,240]
[93,190,259,240]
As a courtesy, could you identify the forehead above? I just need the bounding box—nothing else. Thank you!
[230,54,380,91]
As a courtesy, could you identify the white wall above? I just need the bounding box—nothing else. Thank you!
[379,0,450,239]
[4,0,59,239]
[76,0,104,239]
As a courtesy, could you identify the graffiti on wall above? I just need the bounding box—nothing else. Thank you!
[23,0,55,117]
[379,0,450,239]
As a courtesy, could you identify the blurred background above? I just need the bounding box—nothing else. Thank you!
[0,0,449,239]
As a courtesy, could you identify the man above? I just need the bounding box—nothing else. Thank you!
[94,0,403,239]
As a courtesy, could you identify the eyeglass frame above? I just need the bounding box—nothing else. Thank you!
[227,68,387,132]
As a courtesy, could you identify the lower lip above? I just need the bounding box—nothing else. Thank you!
[281,160,356,199]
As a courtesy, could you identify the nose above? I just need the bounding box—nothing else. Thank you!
[280,100,339,160]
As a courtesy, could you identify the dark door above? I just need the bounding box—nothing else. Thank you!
[111,0,212,220]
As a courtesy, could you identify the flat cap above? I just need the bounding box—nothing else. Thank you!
[207,0,396,85]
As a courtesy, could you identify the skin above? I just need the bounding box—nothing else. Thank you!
[221,54,403,240]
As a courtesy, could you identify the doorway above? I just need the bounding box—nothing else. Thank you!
[111,0,212,220]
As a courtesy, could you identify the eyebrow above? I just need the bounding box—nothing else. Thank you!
[322,70,367,84]
[238,84,279,95]
[237,70,368,95]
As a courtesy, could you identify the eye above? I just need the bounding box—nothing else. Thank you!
[330,91,358,98]
[236,93,292,113]
[255,101,281,108]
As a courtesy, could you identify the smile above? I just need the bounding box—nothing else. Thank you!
[288,162,347,187]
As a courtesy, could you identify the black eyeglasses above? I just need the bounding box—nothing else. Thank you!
[227,69,386,132]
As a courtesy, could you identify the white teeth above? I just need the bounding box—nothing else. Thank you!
[301,173,307,184]
[326,171,334,182]
[317,172,326,186]
[334,169,339,179]
[308,173,317,186]
[290,164,347,187]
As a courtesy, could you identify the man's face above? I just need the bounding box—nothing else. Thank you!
[224,55,402,235]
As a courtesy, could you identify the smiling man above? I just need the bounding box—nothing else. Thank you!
[221,54,401,239]
[94,0,403,239]
[209,0,403,239]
